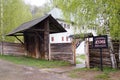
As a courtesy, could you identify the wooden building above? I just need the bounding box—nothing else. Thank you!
[7,14,66,60]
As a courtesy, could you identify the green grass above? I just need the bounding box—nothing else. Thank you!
[95,67,118,80]
[69,67,118,80]
[95,73,109,80]
[76,54,85,64]
[69,68,99,78]
[76,54,85,60]
[76,59,82,64]
[0,55,71,68]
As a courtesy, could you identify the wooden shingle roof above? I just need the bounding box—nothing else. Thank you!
[7,14,66,36]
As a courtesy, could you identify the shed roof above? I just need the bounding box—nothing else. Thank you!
[7,14,66,36]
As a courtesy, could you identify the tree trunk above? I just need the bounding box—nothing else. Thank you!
[119,40,120,62]
[104,19,117,68]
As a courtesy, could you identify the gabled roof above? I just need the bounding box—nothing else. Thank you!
[69,33,93,39]
[7,14,66,36]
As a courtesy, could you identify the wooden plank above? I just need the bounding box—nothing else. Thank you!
[51,43,73,63]
[0,42,25,55]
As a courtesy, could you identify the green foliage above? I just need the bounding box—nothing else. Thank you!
[52,0,120,40]
[0,55,71,68]
[0,0,32,42]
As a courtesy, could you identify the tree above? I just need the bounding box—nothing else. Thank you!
[0,0,32,42]
[51,0,120,40]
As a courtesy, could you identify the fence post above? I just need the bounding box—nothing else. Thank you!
[85,38,90,68]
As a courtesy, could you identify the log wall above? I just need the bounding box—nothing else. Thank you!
[0,42,73,63]
[51,43,73,63]
[0,42,25,56]
[89,40,119,68]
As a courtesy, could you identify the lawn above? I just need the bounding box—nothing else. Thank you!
[0,55,71,68]
[68,67,120,80]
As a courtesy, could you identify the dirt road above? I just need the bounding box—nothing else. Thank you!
[0,59,81,80]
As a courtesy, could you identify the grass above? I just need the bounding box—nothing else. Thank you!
[95,67,118,80]
[68,67,119,80]
[95,73,109,80]
[0,55,71,68]
[76,59,82,64]
[76,54,85,60]
[76,54,85,64]
[69,68,99,78]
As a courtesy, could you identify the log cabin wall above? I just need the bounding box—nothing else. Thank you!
[89,40,119,68]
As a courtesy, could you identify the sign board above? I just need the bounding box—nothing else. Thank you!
[93,35,108,48]
[93,35,108,71]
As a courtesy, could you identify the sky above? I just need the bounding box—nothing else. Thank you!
[24,0,50,7]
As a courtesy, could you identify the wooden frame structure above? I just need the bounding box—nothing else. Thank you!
[7,14,66,60]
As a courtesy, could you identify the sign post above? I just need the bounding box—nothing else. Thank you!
[93,35,108,71]
[100,48,103,71]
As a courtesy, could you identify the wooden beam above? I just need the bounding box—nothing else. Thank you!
[14,36,24,46]
[44,19,50,60]
[72,40,76,65]
[27,29,58,33]
[35,36,40,59]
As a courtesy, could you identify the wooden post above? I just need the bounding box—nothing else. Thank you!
[49,41,51,60]
[35,36,40,58]
[14,36,24,46]
[72,39,76,65]
[44,19,50,60]
[85,38,90,68]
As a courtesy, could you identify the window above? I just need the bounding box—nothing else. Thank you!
[66,37,69,41]
[62,37,64,41]
[51,37,54,42]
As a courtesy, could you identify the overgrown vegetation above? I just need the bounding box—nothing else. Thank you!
[68,67,119,80]
[0,55,71,68]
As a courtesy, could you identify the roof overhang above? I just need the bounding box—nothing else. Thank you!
[7,14,66,36]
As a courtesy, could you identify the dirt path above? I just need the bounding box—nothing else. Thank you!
[0,59,82,80]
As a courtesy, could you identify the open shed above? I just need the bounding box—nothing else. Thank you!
[7,14,66,60]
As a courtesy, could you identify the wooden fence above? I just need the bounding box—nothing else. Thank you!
[89,40,119,68]
[0,42,25,56]
[0,42,73,63]
[51,43,73,63]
